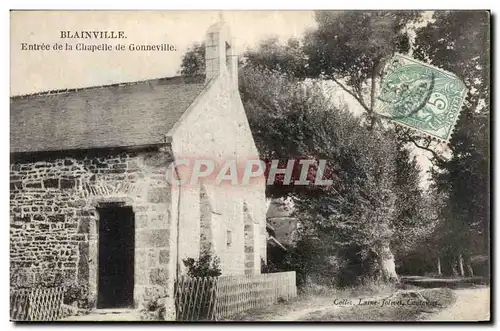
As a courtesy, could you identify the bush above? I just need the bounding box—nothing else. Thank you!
[182,250,221,277]
[261,258,281,274]
[141,294,166,321]
[179,251,221,320]
[282,237,338,288]
[63,283,93,309]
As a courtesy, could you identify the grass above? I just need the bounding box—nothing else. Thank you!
[302,287,456,321]
[401,275,489,288]
[226,281,401,321]
[226,282,457,321]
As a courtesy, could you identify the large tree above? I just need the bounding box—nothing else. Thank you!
[302,11,421,125]
[295,11,425,281]
[391,144,437,257]
[179,42,205,76]
[177,11,461,283]
[240,66,402,283]
[414,11,490,277]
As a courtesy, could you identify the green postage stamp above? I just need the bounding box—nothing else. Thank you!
[374,53,467,141]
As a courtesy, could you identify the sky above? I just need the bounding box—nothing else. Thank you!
[10,11,316,96]
[10,10,435,184]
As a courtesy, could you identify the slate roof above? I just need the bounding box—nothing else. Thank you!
[266,199,298,247]
[10,75,206,153]
[266,199,294,219]
[267,236,287,251]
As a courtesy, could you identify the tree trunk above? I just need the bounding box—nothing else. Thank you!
[437,255,442,275]
[377,241,398,283]
[458,254,465,277]
[467,263,474,277]
[451,263,458,276]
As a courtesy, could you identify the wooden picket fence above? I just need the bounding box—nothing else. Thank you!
[10,287,65,321]
[175,271,297,321]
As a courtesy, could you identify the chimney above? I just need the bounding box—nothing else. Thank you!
[205,16,238,86]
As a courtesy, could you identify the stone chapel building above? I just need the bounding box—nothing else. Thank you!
[10,20,267,311]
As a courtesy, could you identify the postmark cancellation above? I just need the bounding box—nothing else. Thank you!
[374,53,467,142]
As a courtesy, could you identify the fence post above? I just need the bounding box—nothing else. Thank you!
[173,272,297,321]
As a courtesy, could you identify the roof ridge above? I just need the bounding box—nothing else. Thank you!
[11,74,207,153]
[10,75,205,99]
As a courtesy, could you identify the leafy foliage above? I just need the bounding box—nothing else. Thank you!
[391,145,440,256]
[413,11,490,273]
[180,42,205,76]
[63,283,93,309]
[178,10,489,281]
[182,250,222,277]
[244,37,309,78]
[261,258,280,274]
[240,66,407,283]
[303,11,419,112]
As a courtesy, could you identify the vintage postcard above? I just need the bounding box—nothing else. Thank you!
[9,10,490,322]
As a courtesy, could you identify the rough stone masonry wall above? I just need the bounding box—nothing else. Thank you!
[243,204,255,275]
[10,148,173,308]
[199,185,213,253]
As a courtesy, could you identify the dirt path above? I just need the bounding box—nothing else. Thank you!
[233,287,490,322]
[271,300,339,321]
[228,295,340,321]
[231,292,391,321]
[425,287,490,322]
